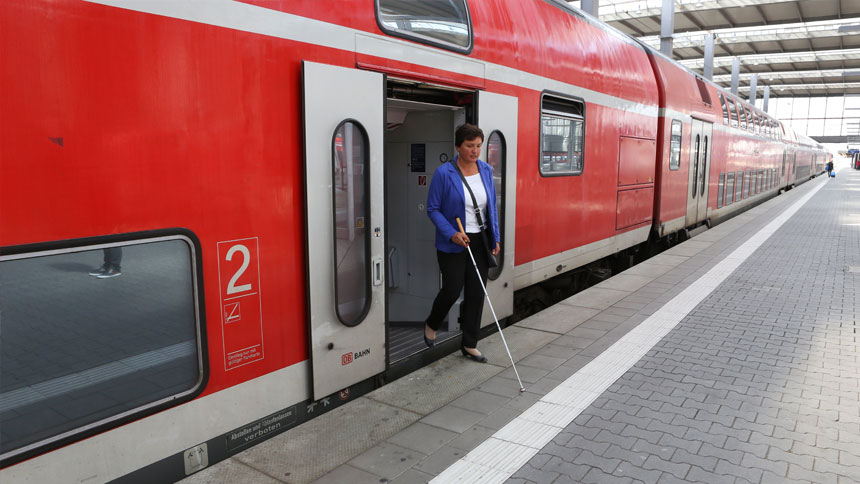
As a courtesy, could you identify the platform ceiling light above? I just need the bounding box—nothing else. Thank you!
[838,24,860,33]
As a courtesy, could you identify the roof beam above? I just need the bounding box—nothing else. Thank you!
[636,18,860,50]
[712,68,860,82]
[679,48,860,69]
[565,0,797,22]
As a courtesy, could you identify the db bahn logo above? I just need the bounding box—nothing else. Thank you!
[341,348,371,366]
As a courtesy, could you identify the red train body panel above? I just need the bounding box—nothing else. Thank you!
[0,1,829,482]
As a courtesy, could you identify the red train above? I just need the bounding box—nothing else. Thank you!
[0,1,830,482]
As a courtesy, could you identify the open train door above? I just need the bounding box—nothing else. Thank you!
[303,61,386,401]
[476,91,517,326]
[685,119,713,226]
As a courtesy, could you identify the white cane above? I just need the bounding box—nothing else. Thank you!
[457,218,525,392]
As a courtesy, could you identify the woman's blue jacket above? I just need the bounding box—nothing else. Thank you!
[426,158,500,253]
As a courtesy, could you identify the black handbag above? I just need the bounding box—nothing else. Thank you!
[450,161,498,268]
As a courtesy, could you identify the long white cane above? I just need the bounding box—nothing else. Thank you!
[456,218,525,392]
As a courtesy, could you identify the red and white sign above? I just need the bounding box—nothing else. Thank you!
[217,237,264,370]
[341,352,353,366]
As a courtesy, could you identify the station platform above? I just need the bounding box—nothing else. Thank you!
[181,162,859,484]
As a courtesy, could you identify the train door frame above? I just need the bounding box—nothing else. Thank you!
[302,61,386,401]
[381,81,518,359]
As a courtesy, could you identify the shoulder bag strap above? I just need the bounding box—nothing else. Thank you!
[449,160,486,229]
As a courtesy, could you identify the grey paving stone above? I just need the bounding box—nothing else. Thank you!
[508,462,558,484]
[477,406,521,430]
[641,454,689,480]
[387,422,458,455]
[390,468,435,484]
[312,464,388,484]
[447,424,496,452]
[419,405,486,433]
[348,442,425,480]
[581,467,634,484]
[412,445,466,476]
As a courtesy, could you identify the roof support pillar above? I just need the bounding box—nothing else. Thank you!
[730,57,740,95]
[703,34,715,81]
[659,0,674,57]
[581,0,599,16]
[763,86,771,113]
[749,74,758,104]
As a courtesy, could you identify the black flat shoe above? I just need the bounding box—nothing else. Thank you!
[461,347,487,363]
[424,325,436,348]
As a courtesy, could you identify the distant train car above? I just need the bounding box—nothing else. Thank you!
[0,1,830,483]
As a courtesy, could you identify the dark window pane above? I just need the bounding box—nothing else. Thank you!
[486,131,505,281]
[0,238,201,458]
[540,95,584,176]
[377,0,472,52]
[333,121,371,326]
[669,120,682,170]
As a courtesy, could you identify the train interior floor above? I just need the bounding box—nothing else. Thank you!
[179,161,859,484]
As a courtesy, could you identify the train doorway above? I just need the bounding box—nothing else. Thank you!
[384,80,470,362]
[685,119,713,227]
[383,81,518,363]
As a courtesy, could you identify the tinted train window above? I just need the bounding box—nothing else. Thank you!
[725,172,735,205]
[717,173,725,208]
[0,236,203,462]
[739,106,747,130]
[540,93,585,176]
[743,170,751,199]
[735,170,743,201]
[727,98,739,128]
[669,120,682,170]
[332,121,371,327]
[376,0,472,53]
[719,93,729,125]
[486,130,506,281]
[691,134,700,198]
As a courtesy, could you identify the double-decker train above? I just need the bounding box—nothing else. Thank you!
[0,1,830,482]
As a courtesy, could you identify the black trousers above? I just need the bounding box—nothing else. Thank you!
[104,247,122,268]
[425,233,489,349]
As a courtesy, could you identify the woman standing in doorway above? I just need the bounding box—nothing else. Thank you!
[423,124,500,363]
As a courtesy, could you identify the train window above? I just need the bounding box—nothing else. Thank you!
[700,136,708,197]
[739,106,747,130]
[332,121,372,327]
[669,120,682,170]
[540,93,585,176]
[717,173,725,208]
[0,235,203,462]
[752,112,760,134]
[719,93,729,125]
[725,172,735,205]
[376,0,472,53]
[727,98,739,128]
[782,151,788,175]
[744,108,753,132]
[486,130,506,281]
[735,170,743,202]
[691,134,700,198]
[743,169,751,199]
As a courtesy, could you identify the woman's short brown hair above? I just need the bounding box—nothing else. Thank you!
[455,123,484,147]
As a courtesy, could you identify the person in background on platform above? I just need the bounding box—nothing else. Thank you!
[826,160,834,178]
[89,247,122,278]
[423,124,500,363]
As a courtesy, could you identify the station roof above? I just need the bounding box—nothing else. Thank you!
[566,0,860,97]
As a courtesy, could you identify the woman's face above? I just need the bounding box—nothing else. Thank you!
[456,137,483,164]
